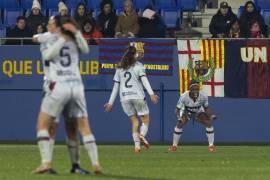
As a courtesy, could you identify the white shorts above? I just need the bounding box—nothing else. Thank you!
[121,99,149,117]
[41,81,88,121]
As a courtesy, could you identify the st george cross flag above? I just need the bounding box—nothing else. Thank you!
[177,39,225,97]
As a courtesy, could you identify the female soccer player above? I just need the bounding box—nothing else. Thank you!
[168,80,216,152]
[33,16,102,174]
[104,45,158,153]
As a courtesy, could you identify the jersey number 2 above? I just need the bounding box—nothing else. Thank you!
[60,47,71,67]
[124,71,132,88]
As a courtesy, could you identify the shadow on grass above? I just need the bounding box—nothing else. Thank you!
[93,173,168,180]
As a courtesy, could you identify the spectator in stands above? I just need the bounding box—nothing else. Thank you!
[26,0,47,35]
[115,0,139,38]
[36,24,46,34]
[239,1,268,38]
[138,5,166,38]
[249,19,265,38]
[82,19,103,45]
[6,16,31,45]
[59,1,69,16]
[74,3,93,30]
[97,0,118,38]
[228,19,240,38]
[209,2,237,38]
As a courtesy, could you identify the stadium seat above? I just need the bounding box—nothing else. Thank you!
[87,0,101,9]
[177,0,197,11]
[238,6,244,18]
[112,0,125,9]
[3,9,24,26]
[134,0,153,10]
[92,9,101,18]
[155,0,177,10]
[48,9,59,17]
[255,0,270,10]
[262,10,270,25]
[0,0,20,9]
[42,0,59,10]
[21,0,36,9]
[116,9,124,15]
[65,0,86,9]
[161,9,180,28]
[0,26,6,38]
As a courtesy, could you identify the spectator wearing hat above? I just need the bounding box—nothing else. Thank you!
[26,0,47,35]
[6,16,32,45]
[209,1,238,38]
[115,0,139,38]
[239,1,268,38]
[74,2,94,30]
[97,0,118,38]
[58,1,69,16]
[82,19,103,45]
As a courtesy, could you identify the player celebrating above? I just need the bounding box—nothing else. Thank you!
[168,80,216,152]
[104,45,158,153]
[33,16,102,174]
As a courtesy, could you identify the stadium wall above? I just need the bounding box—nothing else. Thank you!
[0,42,269,143]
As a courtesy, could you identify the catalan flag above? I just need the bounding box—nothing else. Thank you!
[99,38,176,76]
[177,39,225,97]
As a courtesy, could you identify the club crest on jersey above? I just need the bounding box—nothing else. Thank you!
[188,57,215,82]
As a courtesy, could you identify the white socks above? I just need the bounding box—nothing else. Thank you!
[37,130,51,164]
[66,138,80,165]
[132,133,140,149]
[49,138,55,163]
[83,134,99,166]
[173,127,183,147]
[206,126,215,146]
[140,123,149,137]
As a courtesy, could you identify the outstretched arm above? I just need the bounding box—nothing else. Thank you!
[141,76,158,104]
[75,31,89,54]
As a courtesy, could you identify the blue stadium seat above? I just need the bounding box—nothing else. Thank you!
[255,0,270,10]
[177,0,197,11]
[21,0,36,9]
[3,9,24,26]
[25,9,47,17]
[0,0,19,9]
[116,8,124,15]
[134,0,153,10]
[0,26,6,38]
[48,9,59,17]
[87,0,101,9]
[93,9,101,18]
[161,9,180,28]
[112,0,125,9]
[42,0,59,9]
[262,10,270,25]
[238,6,244,18]
[155,0,176,10]
[65,0,86,9]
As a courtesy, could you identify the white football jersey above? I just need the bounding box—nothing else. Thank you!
[177,91,208,113]
[38,32,82,83]
[114,62,146,101]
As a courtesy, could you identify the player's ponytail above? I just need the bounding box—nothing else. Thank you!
[118,46,137,69]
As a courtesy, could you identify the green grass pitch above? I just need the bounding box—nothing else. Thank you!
[1,145,270,180]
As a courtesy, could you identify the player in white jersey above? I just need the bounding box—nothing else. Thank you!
[32,16,102,174]
[104,45,158,153]
[168,80,217,152]
[33,21,90,175]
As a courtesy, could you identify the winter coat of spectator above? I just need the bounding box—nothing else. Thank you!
[74,3,94,30]
[228,19,240,38]
[138,6,166,38]
[239,1,268,38]
[97,0,118,38]
[249,19,264,38]
[209,2,238,38]
[26,0,47,35]
[115,0,139,38]
[59,1,69,16]
[82,19,103,45]
[6,16,32,45]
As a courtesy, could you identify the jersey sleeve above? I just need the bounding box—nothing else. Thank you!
[176,96,184,110]
[36,32,50,43]
[113,69,120,83]
[203,94,209,108]
[137,63,146,77]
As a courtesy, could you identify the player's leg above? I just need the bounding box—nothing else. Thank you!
[130,115,141,153]
[48,120,58,165]
[197,112,215,152]
[77,117,102,174]
[169,115,189,152]
[134,99,151,149]
[64,117,90,174]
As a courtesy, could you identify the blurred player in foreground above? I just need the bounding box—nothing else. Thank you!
[104,44,158,153]
[168,80,217,152]
[32,15,102,174]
